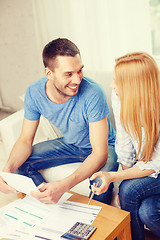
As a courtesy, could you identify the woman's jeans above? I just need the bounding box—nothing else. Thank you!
[17,137,118,204]
[119,175,160,240]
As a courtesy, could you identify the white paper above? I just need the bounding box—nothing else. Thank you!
[0,172,39,195]
[32,200,102,240]
[0,192,101,240]
[0,192,72,239]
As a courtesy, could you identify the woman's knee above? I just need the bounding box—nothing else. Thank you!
[119,180,133,199]
[139,199,151,226]
[139,196,160,235]
[119,180,129,207]
[118,179,140,208]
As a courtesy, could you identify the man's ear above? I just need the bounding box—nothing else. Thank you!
[44,67,53,79]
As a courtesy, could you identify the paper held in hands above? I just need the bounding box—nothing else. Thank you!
[0,172,39,195]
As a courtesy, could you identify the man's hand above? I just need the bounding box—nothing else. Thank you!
[30,180,66,204]
[0,176,17,194]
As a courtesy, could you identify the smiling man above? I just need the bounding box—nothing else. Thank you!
[1,38,118,204]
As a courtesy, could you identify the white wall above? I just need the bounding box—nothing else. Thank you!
[0,0,43,111]
[33,0,152,72]
[0,0,152,111]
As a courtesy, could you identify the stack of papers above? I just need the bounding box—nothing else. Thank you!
[0,173,102,239]
[0,194,102,239]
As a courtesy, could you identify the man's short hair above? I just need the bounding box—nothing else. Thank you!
[42,38,80,69]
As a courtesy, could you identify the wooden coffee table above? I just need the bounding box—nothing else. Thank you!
[0,191,132,240]
[69,192,132,240]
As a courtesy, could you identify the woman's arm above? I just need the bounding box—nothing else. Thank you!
[90,166,155,195]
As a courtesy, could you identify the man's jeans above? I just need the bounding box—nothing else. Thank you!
[119,175,160,240]
[17,137,118,204]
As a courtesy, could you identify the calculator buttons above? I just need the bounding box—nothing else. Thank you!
[61,222,97,240]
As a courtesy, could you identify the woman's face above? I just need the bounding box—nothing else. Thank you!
[110,71,119,96]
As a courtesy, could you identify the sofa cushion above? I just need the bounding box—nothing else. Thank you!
[41,163,90,196]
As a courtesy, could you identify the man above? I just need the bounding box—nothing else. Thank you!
[0,38,118,204]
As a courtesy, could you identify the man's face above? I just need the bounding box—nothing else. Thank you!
[47,54,84,102]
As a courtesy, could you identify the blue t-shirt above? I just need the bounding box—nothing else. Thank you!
[24,76,116,148]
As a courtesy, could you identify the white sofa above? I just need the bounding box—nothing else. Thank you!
[0,71,119,203]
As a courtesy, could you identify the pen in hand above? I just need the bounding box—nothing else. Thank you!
[88,179,100,205]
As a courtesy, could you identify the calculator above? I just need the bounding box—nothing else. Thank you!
[61,222,97,240]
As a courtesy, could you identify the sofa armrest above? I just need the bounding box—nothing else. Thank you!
[0,109,60,158]
[0,109,24,157]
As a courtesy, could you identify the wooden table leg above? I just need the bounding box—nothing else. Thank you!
[117,223,132,240]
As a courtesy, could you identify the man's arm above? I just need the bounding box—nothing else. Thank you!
[0,118,39,193]
[65,116,109,186]
[31,116,109,204]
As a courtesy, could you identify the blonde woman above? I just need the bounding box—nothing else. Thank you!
[90,52,160,240]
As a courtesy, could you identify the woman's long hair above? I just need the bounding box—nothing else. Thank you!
[115,52,160,162]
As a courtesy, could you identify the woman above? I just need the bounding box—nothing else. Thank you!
[90,52,160,240]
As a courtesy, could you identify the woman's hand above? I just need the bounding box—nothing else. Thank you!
[90,171,113,195]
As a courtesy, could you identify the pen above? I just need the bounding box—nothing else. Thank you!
[88,180,100,205]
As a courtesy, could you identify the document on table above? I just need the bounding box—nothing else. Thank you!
[34,201,102,240]
[0,192,72,239]
[0,172,39,195]
[0,193,102,240]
